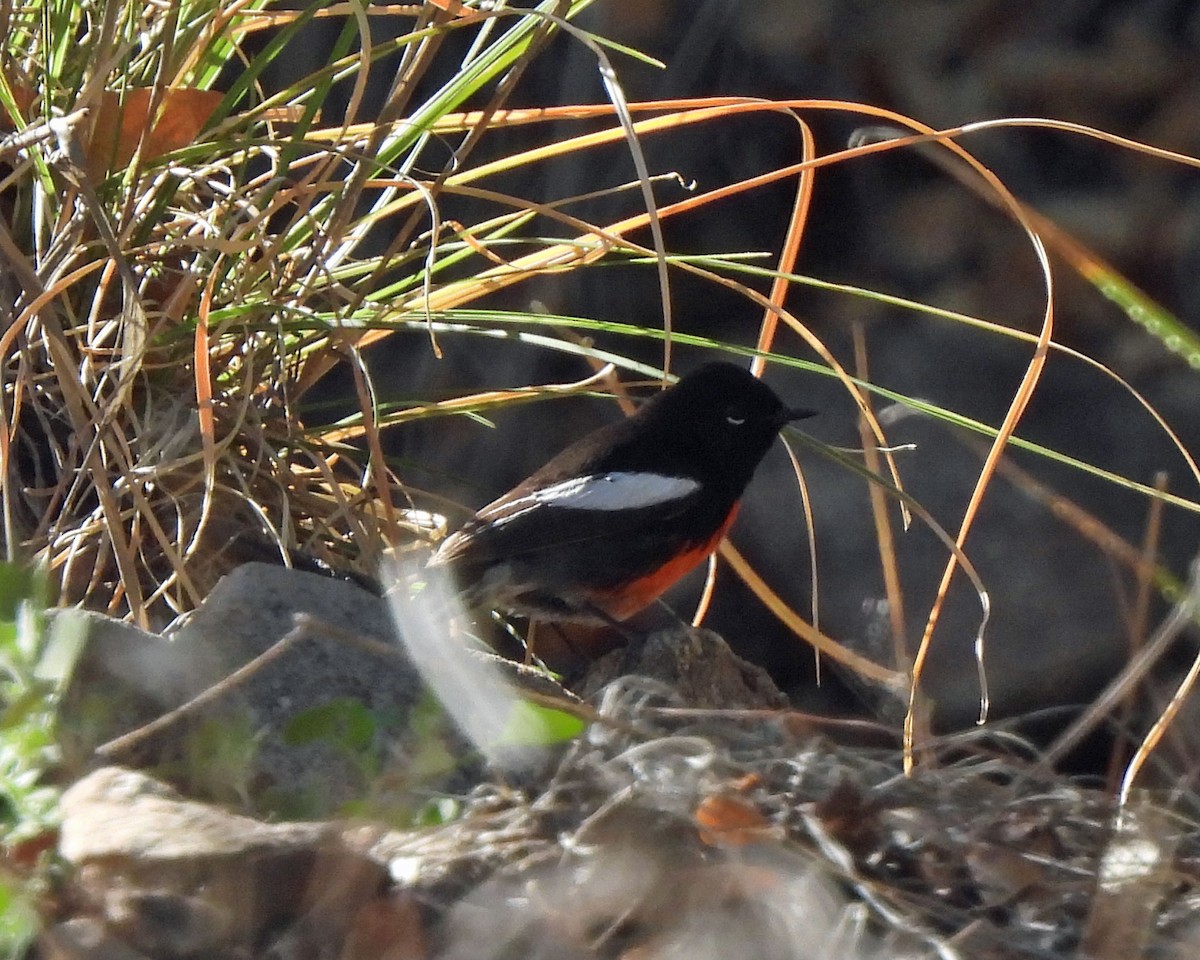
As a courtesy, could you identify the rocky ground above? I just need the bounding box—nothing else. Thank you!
[34,563,1200,959]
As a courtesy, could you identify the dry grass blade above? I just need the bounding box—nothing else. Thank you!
[1107,473,1171,789]
[852,326,909,671]
[954,433,1173,594]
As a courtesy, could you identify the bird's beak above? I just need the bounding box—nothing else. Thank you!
[779,406,817,426]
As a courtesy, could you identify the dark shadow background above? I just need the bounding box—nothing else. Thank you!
[288,1,1200,732]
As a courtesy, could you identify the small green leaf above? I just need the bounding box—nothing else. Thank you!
[497,701,586,747]
[0,564,44,623]
[413,795,461,826]
[34,612,87,688]
[173,715,262,809]
[0,878,40,957]
[284,697,377,753]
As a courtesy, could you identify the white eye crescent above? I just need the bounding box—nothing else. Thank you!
[726,414,746,426]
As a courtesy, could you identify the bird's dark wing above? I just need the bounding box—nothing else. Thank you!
[429,468,734,598]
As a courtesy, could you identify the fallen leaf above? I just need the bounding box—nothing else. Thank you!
[88,87,223,178]
[695,792,774,847]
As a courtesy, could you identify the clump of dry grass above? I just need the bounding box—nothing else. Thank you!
[1,0,643,628]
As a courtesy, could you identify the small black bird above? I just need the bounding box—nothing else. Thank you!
[429,362,812,626]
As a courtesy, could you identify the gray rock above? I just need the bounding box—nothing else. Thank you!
[58,565,428,813]
[62,563,577,815]
[60,767,330,864]
[57,609,223,774]
[59,767,388,959]
[167,562,401,672]
[156,563,422,811]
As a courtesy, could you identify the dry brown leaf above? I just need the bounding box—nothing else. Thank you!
[695,792,774,847]
[88,87,223,178]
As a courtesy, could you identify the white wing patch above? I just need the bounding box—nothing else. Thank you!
[535,472,700,510]
[491,472,700,525]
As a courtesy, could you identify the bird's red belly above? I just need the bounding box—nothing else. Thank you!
[588,503,741,621]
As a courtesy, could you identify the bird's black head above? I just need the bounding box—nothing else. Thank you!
[631,361,812,489]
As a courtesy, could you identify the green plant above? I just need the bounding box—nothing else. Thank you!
[0,563,82,840]
[0,561,84,957]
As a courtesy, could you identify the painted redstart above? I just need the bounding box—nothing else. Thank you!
[429,362,813,626]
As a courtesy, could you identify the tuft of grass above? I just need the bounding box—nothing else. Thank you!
[1,0,634,628]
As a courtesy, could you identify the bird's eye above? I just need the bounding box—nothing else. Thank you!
[725,407,747,426]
